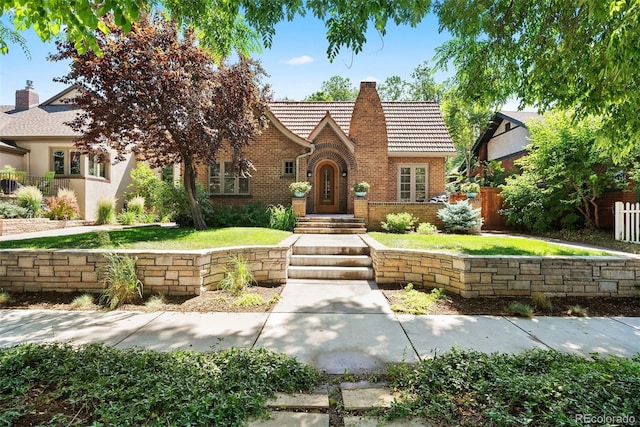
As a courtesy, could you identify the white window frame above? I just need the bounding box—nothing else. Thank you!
[208,161,250,195]
[397,164,429,202]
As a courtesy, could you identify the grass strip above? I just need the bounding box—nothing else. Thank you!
[369,233,612,256]
[0,226,291,250]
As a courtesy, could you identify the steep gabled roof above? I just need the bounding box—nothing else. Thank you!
[471,110,542,155]
[268,102,353,137]
[268,100,455,154]
[0,85,82,139]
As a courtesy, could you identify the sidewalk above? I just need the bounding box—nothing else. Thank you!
[2,290,639,373]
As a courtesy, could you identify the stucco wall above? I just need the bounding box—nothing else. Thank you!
[487,125,530,161]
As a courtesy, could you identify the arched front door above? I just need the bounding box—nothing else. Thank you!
[315,162,338,213]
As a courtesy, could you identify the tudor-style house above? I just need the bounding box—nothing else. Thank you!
[197,81,455,214]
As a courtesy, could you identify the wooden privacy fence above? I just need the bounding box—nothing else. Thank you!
[614,201,640,243]
[480,187,506,229]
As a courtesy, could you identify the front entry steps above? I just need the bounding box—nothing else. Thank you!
[294,216,367,234]
[288,235,374,280]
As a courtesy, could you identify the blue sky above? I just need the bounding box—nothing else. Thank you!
[0,13,456,105]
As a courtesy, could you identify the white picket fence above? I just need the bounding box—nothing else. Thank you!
[614,201,640,243]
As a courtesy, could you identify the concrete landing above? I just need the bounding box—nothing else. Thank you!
[273,280,392,314]
[255,312,417,374]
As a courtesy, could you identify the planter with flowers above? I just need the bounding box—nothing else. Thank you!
[353,181,370,198]
[460,182,480,199]
[289,181,312,198]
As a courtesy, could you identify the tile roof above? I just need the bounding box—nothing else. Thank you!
[0,105,80,138]
[268,101,454,153]
[268,102,354,137]
[382,102,454,153]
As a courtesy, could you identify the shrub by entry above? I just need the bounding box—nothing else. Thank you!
[437,200,483,234]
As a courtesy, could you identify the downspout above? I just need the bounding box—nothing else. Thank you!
[296,144,314,182]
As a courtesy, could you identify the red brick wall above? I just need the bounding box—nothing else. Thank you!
[349,82,389,202]
[194,124,309,208]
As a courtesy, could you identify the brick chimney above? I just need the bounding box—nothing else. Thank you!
[15,80,39,111]
[349,81,389,201]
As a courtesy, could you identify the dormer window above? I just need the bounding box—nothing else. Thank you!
[505,122,511,131]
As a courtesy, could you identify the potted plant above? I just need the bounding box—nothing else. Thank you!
[0,165,18,194]
[289,181,312,198]
[353,181,370,197]
[460,181,480,198]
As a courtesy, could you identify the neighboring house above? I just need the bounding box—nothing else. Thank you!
[197,81,455,214]
[0,81,136,220]
[472,111,542,171]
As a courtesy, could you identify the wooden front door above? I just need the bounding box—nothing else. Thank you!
[316,162,338,213]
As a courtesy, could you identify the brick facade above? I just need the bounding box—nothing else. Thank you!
[193,82,453,214]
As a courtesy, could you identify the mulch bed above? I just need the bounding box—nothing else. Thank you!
[2,284,638,317]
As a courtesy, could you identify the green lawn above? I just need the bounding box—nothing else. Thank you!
[369,232,612,256]
[0,227,291,250]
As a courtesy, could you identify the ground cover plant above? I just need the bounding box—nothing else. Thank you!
[369,233,611,256]
[388,284,447,314]
[382,349,640,426]
[0,226,290,250]
[0,343,320,426]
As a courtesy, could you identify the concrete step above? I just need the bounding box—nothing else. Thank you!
[298,216,363,223]
[295,221,365,228]
[294,227,366,234]
[293,245,369,256]
[294,217,366,234]
[288,266,375,280]
[290,254,372,267]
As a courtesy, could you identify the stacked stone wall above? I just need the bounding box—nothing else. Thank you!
[0,219,68,236]
[362,235,639,298]
[0,244,291,296]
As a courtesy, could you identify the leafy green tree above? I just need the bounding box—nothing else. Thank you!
[500,110,636,231]
[434,0,640,156]
[305,91,331,101]
[409,61,442,101]
[305,76,357,101]
[378,75,410,101]
[1,0,431,60]
[51,14,269,230]
[440,88,493,179]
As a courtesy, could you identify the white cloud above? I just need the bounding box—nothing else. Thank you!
[285,55,314,65]
[362,76,379,82]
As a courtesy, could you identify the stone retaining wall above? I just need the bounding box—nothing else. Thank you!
[0,219,67,236]
[2,234,637,299]
[0,238,293,296]
[362,235,639,298]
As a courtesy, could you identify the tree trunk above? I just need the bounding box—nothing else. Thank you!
[183,158,207,230]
